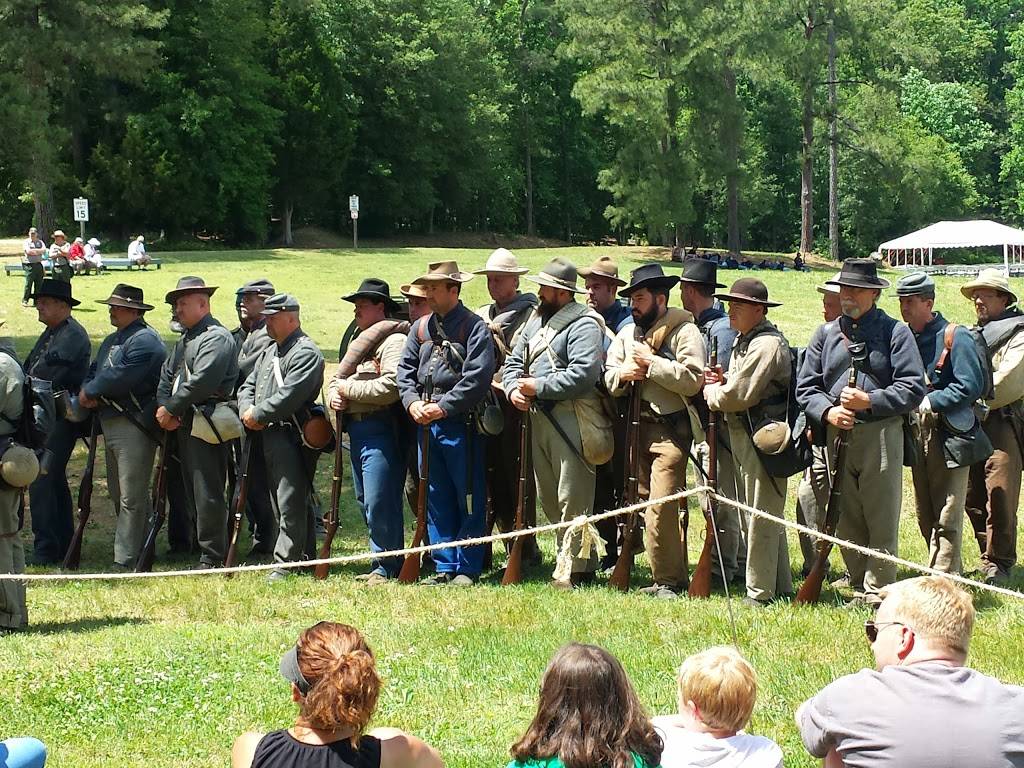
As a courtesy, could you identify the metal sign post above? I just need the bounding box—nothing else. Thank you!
[73,197,89,240]
[349,195,359,250]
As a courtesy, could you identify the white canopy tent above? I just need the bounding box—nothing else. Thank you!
[878,220,1024,272]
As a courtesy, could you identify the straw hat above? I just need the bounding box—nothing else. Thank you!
[960,268,1017,305]
[473,248,529,275]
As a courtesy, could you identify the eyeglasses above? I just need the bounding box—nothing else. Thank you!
[864,620,907,643]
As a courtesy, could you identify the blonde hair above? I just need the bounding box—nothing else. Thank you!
[295,622,381,743]
[880,576,975,655]
[677,646,756,733]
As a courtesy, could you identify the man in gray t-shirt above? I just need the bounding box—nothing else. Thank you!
[797,576,1024,767]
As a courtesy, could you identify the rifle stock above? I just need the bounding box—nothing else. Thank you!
[399,378,433,584]
[224,433,253,571]
[608,329,645,592]
[796,360,861,604]
[62,417,100,571]
[313,412,344,580]
[689,337,719,598]
[136,431,171,573]
[502,410,532,586]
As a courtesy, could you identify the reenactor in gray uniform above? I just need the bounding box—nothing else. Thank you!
[704,278,793,607]
[233,278,277,557]
[605,265,705,598]
[24,279,91,565]
[797,259,925,606]
[156,277,240,569]
[503,258,604,588]
[897,272,991,576]
[472,249,540,562]
[78,285,166,568]
[961,269,1024,585]
[239,294,325,581]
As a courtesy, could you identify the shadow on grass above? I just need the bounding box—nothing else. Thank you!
[26,615,148,635]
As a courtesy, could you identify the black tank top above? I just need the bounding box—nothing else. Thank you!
[252,729,382,768]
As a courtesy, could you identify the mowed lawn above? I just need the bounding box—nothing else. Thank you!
[2,246,1024,768]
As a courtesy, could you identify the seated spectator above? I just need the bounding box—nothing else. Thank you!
[508,643,662,768]
[723,255,741,270]
[741,259,754,270]
[127,235,150,267]
[653,646,782,768]
[232,622,443,768]
[68,237,87,274]
[84,238,103,273]
[797,576,1024,768]
[1,737,47,768]
[756,259,769,270]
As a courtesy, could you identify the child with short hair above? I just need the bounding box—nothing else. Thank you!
[653,646,782,768]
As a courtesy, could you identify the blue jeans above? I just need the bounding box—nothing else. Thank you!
[421,418,486,576]
[349,415,406,577]
[1,737,46,768]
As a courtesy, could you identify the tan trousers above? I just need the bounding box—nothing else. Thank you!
[0,487,26,630]
[726,419,791,601]
[830,416,904,597]
[637,419,689,589]
[532,402,598,575]
[966,410,1021,573]
[911,414,968,574]
[700,430,746,583]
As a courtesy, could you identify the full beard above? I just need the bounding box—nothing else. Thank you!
[632,305,659,331]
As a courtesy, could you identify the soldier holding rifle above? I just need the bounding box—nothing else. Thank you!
[897,272,991,576]
[78,284,165,569]
[605,265,705,599]
[238,294,325,582]
[797,259,925,607]
[156,277,239,570]
[704,278,793,608]
[503,258,604,589]
[961,269,1024,586]
[397,261,495,586]
[327,278,410,585]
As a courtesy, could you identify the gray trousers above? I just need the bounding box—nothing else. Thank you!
[796,444,830,573]
[102,414,158,567]
[175,414,230,566]
[0,487,26,629]
[831,416,904,597]
[263,426,316,565]
[727,420,792,601]
[702,432,746,583]
[532,402,598,576]
[912,415,968,574]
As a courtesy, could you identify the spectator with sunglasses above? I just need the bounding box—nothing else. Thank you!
[796,576,1024,767]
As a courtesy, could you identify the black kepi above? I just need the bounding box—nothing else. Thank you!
[28,278,80,307]
[826,258,891,289]
[619,263,680,297]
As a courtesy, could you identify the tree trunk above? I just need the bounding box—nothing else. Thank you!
[33,178,56,242]
[827,2,839,262]
[525,123,535,237]
[722,63,741,256]
[800,79,815,253]
[283,199,294,246]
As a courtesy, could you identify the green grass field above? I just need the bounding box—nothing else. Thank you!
[2,246,1023,768]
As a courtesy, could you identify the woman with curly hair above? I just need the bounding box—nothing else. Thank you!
[232,622,443,768]
[508,643,663,768]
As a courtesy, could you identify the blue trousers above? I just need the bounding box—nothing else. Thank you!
[1,737,46,768]
[29,419,77,562]
[420,418,486,576]
[349,415,406,577]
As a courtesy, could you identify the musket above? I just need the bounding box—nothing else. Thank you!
[224,432,253,571]
[689,337,721,598]
[313,411,345,580]
[608,328,645,592]
[501,410,532,586]
[135,431,172,573]
[398,375,433,583]
[482,489,496,573]
[796,341,867,604]
[62,416,101,570]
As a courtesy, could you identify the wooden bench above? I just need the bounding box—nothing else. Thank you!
[5,257,162,276]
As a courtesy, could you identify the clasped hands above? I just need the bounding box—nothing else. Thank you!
[619,342,653,382]
[828,386,871,431]
[409,400,446,424]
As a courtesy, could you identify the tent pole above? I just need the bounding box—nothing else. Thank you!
[928,247,933,267]
[1004,243,1009,274]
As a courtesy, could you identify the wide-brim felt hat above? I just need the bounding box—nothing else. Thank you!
[961,268,1017,305]
[578,256,627,287]
[525,257,586,294]
[165,276,217,304]
[28,278,80,306]
[816,273,841,295]
[715,277,781,307]
[97,283,153,311]
[678,258,726,288]
[342,278,400,312]
[473,247,529,275]
[826,258,890,290]
[412,260,475,285]
[619,263,680,297]
[400,283,428,299]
